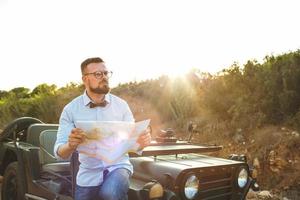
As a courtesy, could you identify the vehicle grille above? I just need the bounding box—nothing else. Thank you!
[197,167,234,200]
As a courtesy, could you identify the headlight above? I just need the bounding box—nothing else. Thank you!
[237,168,248,188]
[184,174,199,199]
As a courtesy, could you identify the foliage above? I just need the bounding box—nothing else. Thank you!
[0,83,83,127]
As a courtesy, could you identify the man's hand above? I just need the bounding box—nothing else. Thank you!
[137,129,151,150]
[68,128,86,150]
[57,128,86,159]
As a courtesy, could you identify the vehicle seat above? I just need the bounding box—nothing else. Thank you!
[38,129,72,196]
[39,129,70,173]
[27,123,59,146]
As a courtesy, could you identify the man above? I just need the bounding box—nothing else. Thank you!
[54,57,151,200]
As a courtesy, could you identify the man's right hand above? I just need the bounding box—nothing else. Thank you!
[58,128,86,159]
[68,128,86,150]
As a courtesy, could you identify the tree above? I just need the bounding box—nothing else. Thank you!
[31,84,57,96]
[9,87,30,99]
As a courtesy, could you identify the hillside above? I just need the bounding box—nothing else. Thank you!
[118,93,300,198]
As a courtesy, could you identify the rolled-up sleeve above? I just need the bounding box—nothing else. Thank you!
[54,106,75,159]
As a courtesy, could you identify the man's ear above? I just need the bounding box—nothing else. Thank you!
[82,76,88,87]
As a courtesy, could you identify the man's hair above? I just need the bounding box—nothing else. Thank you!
[81,57,104,74]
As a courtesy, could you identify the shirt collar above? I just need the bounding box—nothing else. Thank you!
[83,90,110,107]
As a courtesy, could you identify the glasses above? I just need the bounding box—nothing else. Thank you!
[84,71,113,79]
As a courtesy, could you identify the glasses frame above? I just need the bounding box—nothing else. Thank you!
[84,71,113,79]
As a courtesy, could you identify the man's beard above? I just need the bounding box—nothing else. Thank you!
[89,82,110,94]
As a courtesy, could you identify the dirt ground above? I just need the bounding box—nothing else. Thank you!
[195,125,300,200]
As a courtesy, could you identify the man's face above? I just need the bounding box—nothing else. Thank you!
[82,62,110,95]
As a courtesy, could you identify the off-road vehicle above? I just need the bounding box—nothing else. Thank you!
[0,117,258,200]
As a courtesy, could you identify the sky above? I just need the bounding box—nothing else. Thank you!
[1,0,300,91]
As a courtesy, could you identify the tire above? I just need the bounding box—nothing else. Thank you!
[1,162,24,200]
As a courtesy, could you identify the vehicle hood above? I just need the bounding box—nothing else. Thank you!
[130,153,243,184]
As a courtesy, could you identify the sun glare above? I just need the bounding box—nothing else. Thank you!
[163,67,190,80]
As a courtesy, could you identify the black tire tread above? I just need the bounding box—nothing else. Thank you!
[1,162,23,200]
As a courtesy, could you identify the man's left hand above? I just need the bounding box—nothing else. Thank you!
[137,130,151,149]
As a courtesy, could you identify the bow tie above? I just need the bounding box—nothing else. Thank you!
[89,101,108,108]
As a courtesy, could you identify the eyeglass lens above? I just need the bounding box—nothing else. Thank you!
[94,71,112,78]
